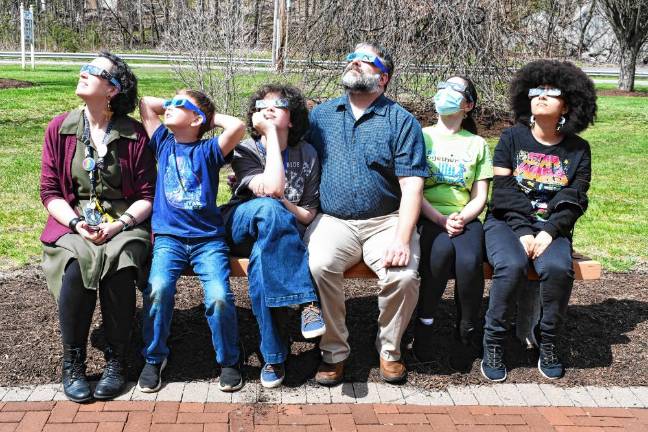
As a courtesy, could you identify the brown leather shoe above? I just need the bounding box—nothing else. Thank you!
[315,360,344,386]
[379,357,407,383]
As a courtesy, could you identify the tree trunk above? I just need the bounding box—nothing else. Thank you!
[138,0,144,44]
[276,0,286,72]
[577,0,596,58]
[618,44,638,91]
[253,0,260,47]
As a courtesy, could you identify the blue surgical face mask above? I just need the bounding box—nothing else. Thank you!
[434,88,464,115]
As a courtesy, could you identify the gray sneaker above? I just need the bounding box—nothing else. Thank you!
[218,365,244,392]
[137,359,167,393]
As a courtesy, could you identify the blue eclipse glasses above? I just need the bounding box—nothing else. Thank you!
[345,51,389,74]
[80,64,122,92]
[163,97,207,124]
[437,81,473,102]
[255,98,290,110]
[528,87,562,98]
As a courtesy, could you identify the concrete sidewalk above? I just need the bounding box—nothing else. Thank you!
[2,383,647,408]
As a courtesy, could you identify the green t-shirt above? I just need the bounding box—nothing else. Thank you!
[422,126,493,215]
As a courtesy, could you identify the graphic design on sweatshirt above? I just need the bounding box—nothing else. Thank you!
[163,153,205,210]
[513,151,569,219]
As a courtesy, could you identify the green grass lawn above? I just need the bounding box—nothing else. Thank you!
[0,65,646,271]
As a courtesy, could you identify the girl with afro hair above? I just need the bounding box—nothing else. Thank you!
[480,60,596,382]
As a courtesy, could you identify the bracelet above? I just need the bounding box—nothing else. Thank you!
[122,212,138,227]
[117,218,129,232]
[68,216,84,233]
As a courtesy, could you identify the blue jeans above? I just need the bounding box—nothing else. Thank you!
[225,197,317,364]
[483,215,574,346]
[141,234,240,366]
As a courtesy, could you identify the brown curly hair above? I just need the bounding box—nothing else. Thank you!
[246,84,309,147]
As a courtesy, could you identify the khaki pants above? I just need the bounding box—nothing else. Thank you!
[304,212,421,363]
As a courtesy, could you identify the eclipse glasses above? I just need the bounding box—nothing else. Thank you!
[528,87,562,98]
[163,97,207,124]
[255,98,290,110]
[437,81,473,102]
[80,64,122,92]
[345,51,389,74]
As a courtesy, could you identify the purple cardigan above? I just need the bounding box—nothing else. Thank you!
[39,110,156,244]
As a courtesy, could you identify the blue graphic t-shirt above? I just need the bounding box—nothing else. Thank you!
[149,124,228,237]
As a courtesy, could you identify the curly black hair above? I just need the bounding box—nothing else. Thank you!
[246,84,309,147]
[98,51,138,117]
[509,60,597,136]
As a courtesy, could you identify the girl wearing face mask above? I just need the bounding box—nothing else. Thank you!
[413,76,492,370]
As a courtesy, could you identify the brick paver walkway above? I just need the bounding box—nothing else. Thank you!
[1,401,648,431]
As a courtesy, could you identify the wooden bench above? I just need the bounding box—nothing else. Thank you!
[222,253,601,280]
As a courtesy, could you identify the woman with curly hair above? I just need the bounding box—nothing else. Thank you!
[220,84,325,388]
[480,60,596,382]
[413,76,492,370]
[40,52,155,401]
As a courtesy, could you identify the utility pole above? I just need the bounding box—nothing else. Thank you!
[272,0,290,72]
[271,0,279,69]
[20,3,34,70]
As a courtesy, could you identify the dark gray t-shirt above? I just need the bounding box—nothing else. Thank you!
[221,138,320,222]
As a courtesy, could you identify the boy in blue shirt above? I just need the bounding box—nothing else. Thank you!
[137,90,246,392]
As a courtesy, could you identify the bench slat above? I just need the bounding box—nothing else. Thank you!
[189,255,600,280]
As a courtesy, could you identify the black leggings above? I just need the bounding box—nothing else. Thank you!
[58,260,136,347]
[418,218,485,331]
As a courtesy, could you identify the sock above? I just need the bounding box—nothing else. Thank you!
[419,317,434,326]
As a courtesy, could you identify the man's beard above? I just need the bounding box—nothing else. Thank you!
[341,69,381,93]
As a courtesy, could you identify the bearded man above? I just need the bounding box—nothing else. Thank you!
[305,42,429,386]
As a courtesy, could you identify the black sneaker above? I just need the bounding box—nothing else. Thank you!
[218,365,244,392]
[137,359,167,393]
[412,320,435,362]
[538,342,564,379]
[480,343,507,382]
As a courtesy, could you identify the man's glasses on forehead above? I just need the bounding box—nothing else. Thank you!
[345,51,389,74]
[437,81,473,102]
[80,64,122,92]
[255,99,290,110]
[163,97,207,124]
[528,87,562,98]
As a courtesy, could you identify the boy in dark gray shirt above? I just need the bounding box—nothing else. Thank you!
[220,84,325,389]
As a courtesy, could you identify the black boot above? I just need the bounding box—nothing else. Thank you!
[449,324,481,372]
[412,319,435,363]
[62,345,92,403]
[93,345,127,400]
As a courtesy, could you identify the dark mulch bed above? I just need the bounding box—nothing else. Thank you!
[597,89,648,97]
[0,78,34,89]
[1,266,646,389]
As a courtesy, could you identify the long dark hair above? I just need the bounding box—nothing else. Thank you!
[453,75,479,135]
